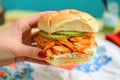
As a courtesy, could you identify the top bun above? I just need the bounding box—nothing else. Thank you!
[38,9,99,34]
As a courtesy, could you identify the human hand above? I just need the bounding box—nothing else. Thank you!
[0,11,55,66]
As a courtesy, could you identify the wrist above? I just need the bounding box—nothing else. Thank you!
[0,48,15,63]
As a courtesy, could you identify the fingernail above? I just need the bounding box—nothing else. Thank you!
[38,51,46,58]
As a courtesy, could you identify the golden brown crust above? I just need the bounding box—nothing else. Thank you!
[38,9,99,34]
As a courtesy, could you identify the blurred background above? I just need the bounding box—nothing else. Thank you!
[1,0,120,18]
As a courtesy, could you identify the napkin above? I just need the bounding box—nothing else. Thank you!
[106,31,120,47]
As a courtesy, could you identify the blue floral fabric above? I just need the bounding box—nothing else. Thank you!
[0,62,34,80]
[76,45,112,73]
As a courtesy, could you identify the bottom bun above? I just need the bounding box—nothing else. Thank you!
[45,50,96,66]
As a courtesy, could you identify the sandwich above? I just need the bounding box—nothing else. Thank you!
[34,9,99,66]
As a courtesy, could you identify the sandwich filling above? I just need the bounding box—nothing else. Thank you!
[34,31,97,60]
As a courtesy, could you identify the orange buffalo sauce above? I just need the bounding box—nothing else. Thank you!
[34,32,97,59]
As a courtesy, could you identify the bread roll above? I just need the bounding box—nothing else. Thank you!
[35,9,98,66]
[38,9,98,34]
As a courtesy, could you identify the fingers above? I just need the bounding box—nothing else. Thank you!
[15,56,49,65]
[0,58,15,66]
[21,11,56,28]
[22,57,49,65]
[19,44,47,60]
[17,11,56,33]
[0,57,49,66]
[26,11,56,27]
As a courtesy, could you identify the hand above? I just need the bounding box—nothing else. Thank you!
[0,11,55,66]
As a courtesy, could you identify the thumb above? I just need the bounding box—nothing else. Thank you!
[20,44,47,60]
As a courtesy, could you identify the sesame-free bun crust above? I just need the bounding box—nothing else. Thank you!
[38,9,99,34]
